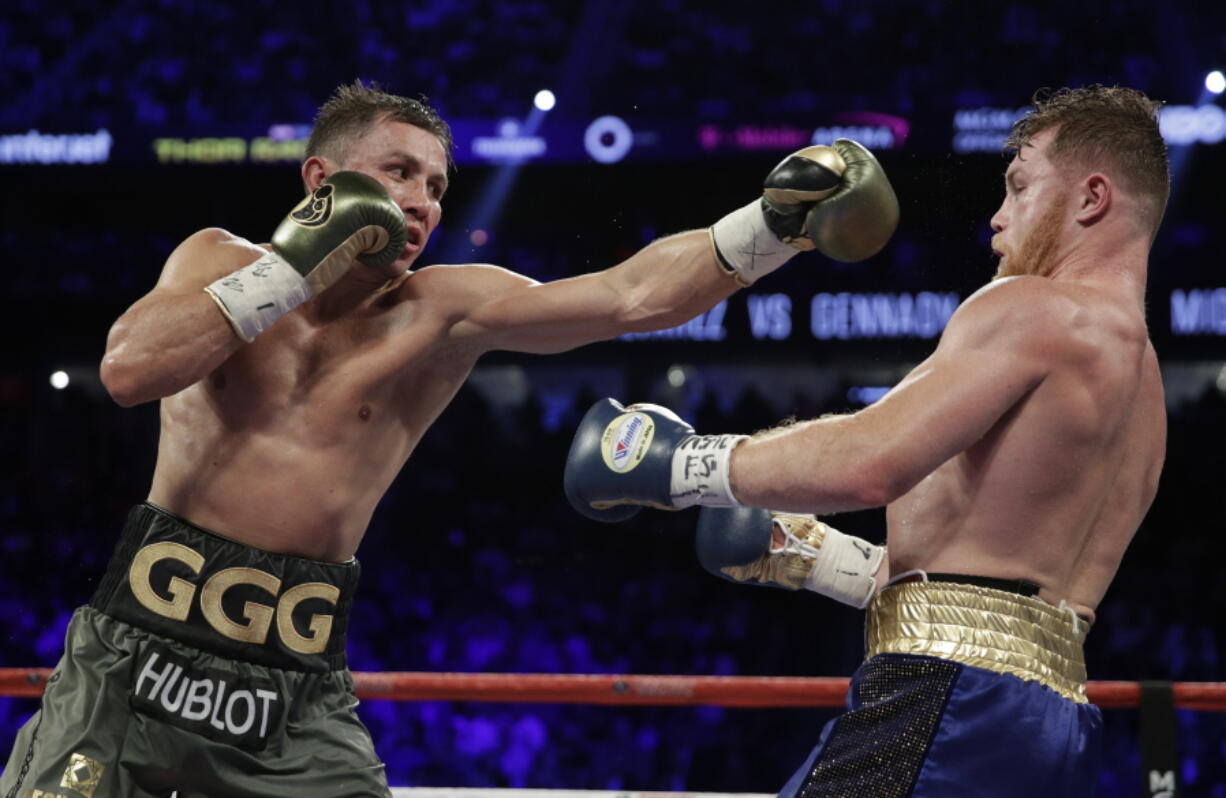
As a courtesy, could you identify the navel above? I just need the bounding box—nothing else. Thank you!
[358,404,372,421]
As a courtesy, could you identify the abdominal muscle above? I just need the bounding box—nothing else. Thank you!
[147,385,419,562]
[885,401,1151,626]
[886,465,1104,622]
[883,314,1162,625]
[145,299,479,562]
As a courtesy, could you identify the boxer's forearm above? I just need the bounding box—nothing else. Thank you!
[601,229,738,333]
[101,292,245,406]
[728,414,903,514]
[454,230,737,355]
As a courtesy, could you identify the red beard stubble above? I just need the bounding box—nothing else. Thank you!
[994,191,1069,280]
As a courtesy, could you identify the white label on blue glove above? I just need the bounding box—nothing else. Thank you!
[669,434,748,507]
[600,413,657,472]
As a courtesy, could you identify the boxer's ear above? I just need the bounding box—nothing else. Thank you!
[302,156,331,193]
[1074,173,1111,226]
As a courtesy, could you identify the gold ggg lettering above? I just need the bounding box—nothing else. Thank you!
[129,542,204,621]
[276,583,342,654]
[200,568,280,644]
[128,544,338,653]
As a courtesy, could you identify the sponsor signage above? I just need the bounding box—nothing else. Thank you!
[1171,288,1226,335]
[0,128,113,164]
[0,112,915,167]
[619,292,961,344]
[952,104,1226,153]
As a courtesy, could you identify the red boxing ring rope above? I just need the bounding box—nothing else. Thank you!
[2,669,1225,711]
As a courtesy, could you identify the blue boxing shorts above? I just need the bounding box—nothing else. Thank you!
[780,578,1102,798]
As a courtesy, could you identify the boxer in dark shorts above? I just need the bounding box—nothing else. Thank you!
[2,503,381,798]
[3,79,896,795]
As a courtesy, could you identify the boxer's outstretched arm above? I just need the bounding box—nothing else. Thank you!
[451,141,898,354]
[448,229,739,354]
[729,277,1069,513]
[100,229,260,406]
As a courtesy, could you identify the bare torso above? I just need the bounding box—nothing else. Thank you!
[120,219,733,563]
[148,243,489,562]
[886,280,1166,620]
[102,115,736,565]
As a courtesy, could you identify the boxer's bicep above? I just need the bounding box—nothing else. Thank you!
[115,229,261,325]
[860,288,1057,496]
[101,229,258,405]
[453,266,637,354]
[106,229,255,356]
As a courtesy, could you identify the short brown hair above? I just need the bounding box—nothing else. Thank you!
[1006,85,1169,235]
[306,80,454,169]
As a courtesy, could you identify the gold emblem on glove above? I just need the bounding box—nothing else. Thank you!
[720,514,828,590]
[289,183,334,227]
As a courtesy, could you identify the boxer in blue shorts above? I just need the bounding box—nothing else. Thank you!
[565,85,1168,796]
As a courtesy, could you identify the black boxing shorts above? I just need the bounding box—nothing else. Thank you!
[0,502,391,798]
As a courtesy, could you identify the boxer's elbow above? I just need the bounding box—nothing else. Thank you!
[100,317,164,405]
[100,357,141,407]
[99,349,158,407]
[838,449,914,509]
[858,451,925,508]
[844,470,898,510]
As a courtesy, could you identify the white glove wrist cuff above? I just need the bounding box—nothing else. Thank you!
[204,251,311,343]
[669,434,748,508]
[709,200,795,286]
[802,526,885,608]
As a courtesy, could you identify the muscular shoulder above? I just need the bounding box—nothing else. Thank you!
[406,262,538,314]
[944,276,1084,353]
[175,228,265,261]
[158,227,267,291]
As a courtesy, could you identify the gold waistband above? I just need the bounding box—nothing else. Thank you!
[866,581,1090,703]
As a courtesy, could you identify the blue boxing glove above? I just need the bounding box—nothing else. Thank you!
[695,506,775,576]
[695,506,885,608]
[564,398,747,522]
